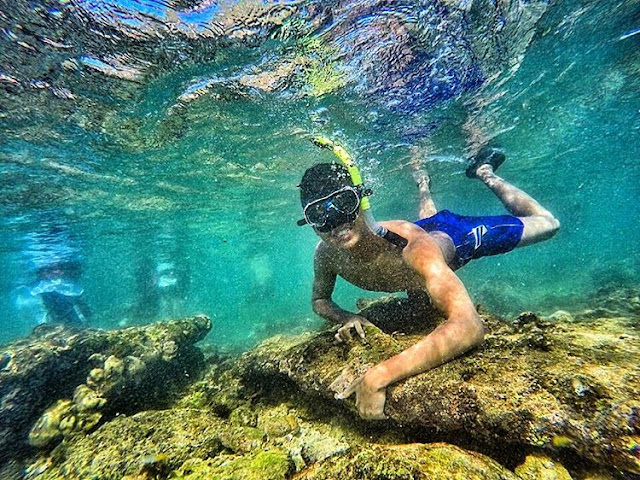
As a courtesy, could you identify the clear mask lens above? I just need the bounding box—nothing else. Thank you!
[304,188,360,229]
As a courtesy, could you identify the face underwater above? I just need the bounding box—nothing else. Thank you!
[303,187,361,231]
[314,214,363,249]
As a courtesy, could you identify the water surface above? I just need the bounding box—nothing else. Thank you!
[1,0,638,350]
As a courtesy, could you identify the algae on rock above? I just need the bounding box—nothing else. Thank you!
[18,294,640,480]
[514,454,573,480]
[236,296,640,475]
[170,449,292,480]
[0,316,211,465]
[295,443,519,480]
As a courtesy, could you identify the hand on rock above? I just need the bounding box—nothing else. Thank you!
[335,369,388,421]
[335,316,373,343]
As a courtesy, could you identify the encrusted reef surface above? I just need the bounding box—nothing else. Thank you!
[0,316,211,469]
[239,300,640,474]
[5,293,640,480]
[239,298,640,477]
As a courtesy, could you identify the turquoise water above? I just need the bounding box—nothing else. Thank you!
[0,0,639,352]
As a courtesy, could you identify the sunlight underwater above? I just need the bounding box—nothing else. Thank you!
[0,0,639,479]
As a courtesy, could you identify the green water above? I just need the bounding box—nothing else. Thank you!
[0,0,639,352]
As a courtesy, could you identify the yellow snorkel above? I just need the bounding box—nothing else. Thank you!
[311,136,371,211]
[311,136,382,234]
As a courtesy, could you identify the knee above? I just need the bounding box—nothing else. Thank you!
[520,215,560,247]
[536,215,560,242]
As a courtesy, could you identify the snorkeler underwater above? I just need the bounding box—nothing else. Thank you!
[0,0,638,479]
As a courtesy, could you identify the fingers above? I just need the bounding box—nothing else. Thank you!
[335,318,369,343]
[342,324,354,341]
[335,376,361,400]
[354,321,365,339]
[334,375,389,421]
[335,324,353,343]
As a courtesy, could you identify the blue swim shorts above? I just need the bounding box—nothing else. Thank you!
[414,209,524,269]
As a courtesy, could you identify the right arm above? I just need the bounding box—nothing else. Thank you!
[311,243,371,341]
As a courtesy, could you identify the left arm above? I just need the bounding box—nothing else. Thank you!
[367,238,484,388]
[338,235,484,419]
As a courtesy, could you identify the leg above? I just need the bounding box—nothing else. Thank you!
[474,163,560,247]
[409,146,438,218]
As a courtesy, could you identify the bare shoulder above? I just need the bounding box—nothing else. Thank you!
[380,220,439,248]
[380,220,446,264]
[314,240,338,269]
[380,219,424,237]
[314,239,331,258]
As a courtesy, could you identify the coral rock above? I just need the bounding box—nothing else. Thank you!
[237,298,640,474]
[0,316,211,463]
[514,454,573,479]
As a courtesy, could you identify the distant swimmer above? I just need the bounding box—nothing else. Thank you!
[18,218,91,329]
[31,260,91,326]
[297,138,559,420]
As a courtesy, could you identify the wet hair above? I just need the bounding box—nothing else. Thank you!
[299,163,354,207]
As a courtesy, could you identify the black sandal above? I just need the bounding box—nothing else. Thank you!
[465,146,506,178]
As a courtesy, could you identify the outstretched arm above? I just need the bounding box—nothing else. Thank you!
[339,236,484,419]
[371,244,483,385]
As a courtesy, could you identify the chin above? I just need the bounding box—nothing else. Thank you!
[327,223,359,248]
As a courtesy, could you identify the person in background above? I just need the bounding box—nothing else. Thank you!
[31,260,91,326]
[133,226,189,323]
[17,218,91,327]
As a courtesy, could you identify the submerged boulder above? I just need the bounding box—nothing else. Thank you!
[514,453,573,480]
[236,297,640,475]
[27,397,519,480]
[295,443,518,480]
[0,316,211,465]
[27,409,229,480]
[14,294,639,479]
[21,299,635,480]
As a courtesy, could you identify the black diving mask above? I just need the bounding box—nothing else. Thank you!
[300,186,361,233]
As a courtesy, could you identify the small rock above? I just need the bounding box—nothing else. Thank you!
[28,399,73,448]
[546,310,574,323]
[515,453,573,479]
[104,355,124,379]
[73,384,106,412]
